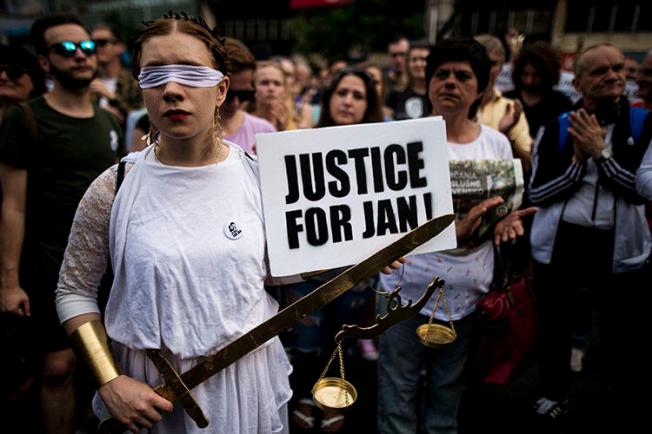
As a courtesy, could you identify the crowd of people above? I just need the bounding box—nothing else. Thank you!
[0,10,651,434]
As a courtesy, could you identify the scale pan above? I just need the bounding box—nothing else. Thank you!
[312,377,358,412]
[416,323,457,348]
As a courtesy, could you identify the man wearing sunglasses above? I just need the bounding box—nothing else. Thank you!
[220,37,275,155]
[89,23,141,122]
[0,15,122,434]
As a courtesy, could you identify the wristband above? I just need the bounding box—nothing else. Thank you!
[70,321,120,386]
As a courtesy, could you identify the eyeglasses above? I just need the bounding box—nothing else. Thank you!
[47,40,96,58]
[93,39,115,48]
[0,64,27,81]
[390,52,407,58]
[226,89,255,102]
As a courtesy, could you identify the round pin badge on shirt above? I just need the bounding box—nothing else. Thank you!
[224,220,244,240]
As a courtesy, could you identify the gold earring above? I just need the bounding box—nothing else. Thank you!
[213,107,222,149]
[142,125,157,147]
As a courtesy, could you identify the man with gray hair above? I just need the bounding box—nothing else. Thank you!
[528,43,651,428]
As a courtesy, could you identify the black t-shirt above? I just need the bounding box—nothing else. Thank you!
[504,89,572,137]
[385,88,429,120]
[0,96,122,290]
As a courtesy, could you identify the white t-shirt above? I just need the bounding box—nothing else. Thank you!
[555,71,582,104]
[380,125,513,321]
[98,77,118,107]
[496,63,514,93]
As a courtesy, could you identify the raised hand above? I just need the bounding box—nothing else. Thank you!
[494,207,538,246]
[498,100,523,134]
[89,79,115,100]
[269,99,290,131]
[456,196,504,242]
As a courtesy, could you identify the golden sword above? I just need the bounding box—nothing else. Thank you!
[99,213,455,433]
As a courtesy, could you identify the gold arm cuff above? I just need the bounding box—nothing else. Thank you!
[70,321,120,386]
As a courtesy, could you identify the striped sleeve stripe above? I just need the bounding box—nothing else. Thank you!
[601,158,636,190]
[529,161,584,203]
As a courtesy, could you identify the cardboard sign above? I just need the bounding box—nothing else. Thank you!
[256,117,456,276]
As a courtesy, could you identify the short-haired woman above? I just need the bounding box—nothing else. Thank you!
[377,38,535,434]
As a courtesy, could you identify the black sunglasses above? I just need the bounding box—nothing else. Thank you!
[47,40,96,58]
[93,39,115,48]
[0,64,27,81]
[226,89,255,102]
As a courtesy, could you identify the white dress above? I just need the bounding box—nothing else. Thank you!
[57,143,292,433]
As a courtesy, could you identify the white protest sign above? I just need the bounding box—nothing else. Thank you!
[256,117,456,276]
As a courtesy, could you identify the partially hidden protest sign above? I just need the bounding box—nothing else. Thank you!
[256,117,456,277]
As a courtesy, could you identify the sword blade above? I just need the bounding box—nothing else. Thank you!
[156,213,454,395]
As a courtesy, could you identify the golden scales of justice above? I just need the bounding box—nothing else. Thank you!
[310,276,456,412]
[416,283,457,348]
[99,215,455,433]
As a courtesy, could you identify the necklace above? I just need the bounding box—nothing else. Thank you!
[153,141,225,165]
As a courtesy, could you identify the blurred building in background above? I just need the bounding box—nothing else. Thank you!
[429,0,651,61]
[1,1,650,62]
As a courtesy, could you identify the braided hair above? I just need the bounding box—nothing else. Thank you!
[131,11,229,80]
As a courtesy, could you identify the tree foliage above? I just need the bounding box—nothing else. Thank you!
[291,0,424,60]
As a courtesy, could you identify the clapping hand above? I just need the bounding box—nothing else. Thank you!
[568,109,608,160]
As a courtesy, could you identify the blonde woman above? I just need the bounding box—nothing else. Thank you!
[248,60,311,130]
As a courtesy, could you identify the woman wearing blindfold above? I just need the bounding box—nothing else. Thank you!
[54,14,294,433]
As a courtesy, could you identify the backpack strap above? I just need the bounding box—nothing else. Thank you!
[629,106,648,143]
[100,159,127,314]
[18,102,38,144]
[557,106,647,152]
[115,160,127,194]
[557,112,570,153]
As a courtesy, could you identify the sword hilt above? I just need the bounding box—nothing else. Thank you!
[97,350,209,434]
[96,384,178,434]
[147,349,209,427]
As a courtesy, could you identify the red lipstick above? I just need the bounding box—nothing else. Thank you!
[165,109,190,121]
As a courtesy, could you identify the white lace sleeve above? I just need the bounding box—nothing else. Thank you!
[56,164,127,323]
